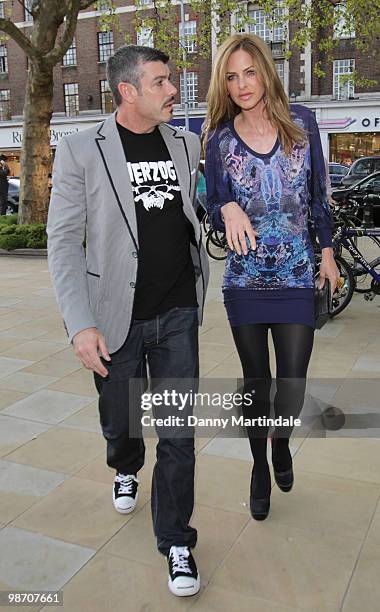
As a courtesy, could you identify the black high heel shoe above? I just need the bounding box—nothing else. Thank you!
[250,467,270,521]
[271,437,294,492]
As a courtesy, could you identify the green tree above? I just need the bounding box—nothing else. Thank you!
[0,0,116,224]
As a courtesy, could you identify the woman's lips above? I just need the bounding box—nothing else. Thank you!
[239,93,253,100]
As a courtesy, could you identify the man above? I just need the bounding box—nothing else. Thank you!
[0,154,10,215]
[47,45,209,597]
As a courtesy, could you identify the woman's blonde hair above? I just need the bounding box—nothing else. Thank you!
[202,33,305,155]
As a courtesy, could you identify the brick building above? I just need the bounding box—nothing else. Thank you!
[0,1,379,174]
[0,0,212,175]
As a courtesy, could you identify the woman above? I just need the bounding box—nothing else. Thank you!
[204,34,339,520]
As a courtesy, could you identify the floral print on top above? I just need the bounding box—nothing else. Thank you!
[205,104,333,291]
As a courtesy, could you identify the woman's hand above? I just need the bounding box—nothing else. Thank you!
[221,201,258,256]
[319,247,340,294]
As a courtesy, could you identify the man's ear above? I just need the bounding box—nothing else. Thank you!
[117,82,138,105]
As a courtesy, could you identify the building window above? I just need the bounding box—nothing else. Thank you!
[272,6,285,42]
[100,80,113,114]
[333,59,355,100]
[0,1,5,19]
[245,4,285,43]
[180,72,198,108]
[98,31,114,63]
[334,3,355,39]
[248,9,270,41]
[64,83,79,116]
[275,62,284,85]
[0,45,8,74]
[0,89,10,120]
[24,0,33,22]
[137,26,153,48]
[62,38,77,67]
[179,20,197,54]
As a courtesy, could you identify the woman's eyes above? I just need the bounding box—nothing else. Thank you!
[226,71,256,81]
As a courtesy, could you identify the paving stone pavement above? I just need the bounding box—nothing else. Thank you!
[0,255,379,612]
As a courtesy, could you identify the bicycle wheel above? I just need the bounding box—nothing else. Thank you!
[206,231,228,260]
[330,255,355,317]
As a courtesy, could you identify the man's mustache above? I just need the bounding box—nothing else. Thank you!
[163,97,175,107]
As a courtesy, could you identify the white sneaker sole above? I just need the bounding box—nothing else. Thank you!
[112,491,138,515]
[168,574,200,597]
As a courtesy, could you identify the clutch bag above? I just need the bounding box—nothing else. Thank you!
[314,279,331,329]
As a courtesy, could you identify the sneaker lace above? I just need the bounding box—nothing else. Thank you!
[115,473,138,495]
[169,547,191,574]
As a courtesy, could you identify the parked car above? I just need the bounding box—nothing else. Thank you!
[332,170,380,225]
[6,178,20,215]
[341,156,380,188]
[328,163,349,188]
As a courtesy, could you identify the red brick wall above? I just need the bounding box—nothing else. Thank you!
[311,33,380,97]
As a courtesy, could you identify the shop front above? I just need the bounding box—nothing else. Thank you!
[329,131,380,166]
[0,118,96,177]
[306,101,380,165]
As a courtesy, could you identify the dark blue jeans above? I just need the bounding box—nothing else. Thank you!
[94,306,199,555]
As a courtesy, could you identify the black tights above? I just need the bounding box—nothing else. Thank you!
[232,323,314,497]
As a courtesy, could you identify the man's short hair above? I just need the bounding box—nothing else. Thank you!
[106,45,170,106]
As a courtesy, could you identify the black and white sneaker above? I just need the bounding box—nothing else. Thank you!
[112,473,139,514]
[167,546,200,597]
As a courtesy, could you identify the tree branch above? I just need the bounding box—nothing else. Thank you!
[43,1,85,65]
[44,0,101,65]
[0,18,40,60]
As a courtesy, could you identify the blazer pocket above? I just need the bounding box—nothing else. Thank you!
[87,272,101,311]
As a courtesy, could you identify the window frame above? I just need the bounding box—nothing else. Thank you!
[334,3,355,40]
[180,71,198,109]
[0,45,8,75]
[333,58,355,100]
[136,26,154,48]
[62,38,77,67]
[179,20,197,54]
[0,88,11,121]
[64,82,79,117]
[100,79,113,114]
[98,31,114,63]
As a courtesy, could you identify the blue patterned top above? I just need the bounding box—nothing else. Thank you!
[205,105,333,291]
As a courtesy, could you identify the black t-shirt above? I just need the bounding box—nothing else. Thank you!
[116,122,197,319]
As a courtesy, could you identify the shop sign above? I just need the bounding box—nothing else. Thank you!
[319,110,380,133]
[0,122,91,149]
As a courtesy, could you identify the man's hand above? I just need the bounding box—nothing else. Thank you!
[221,201,258,255]
[72,327,111,377]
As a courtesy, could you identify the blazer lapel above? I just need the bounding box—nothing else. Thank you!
[95,112,139,250]
[159,124,192,203]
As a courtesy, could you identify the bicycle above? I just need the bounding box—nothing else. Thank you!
[202,214,228,261]
[328,206,380,315]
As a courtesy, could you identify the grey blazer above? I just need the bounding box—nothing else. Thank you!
[47,112,209,354]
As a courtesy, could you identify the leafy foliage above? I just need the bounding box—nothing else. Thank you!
[0,222,47,250]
